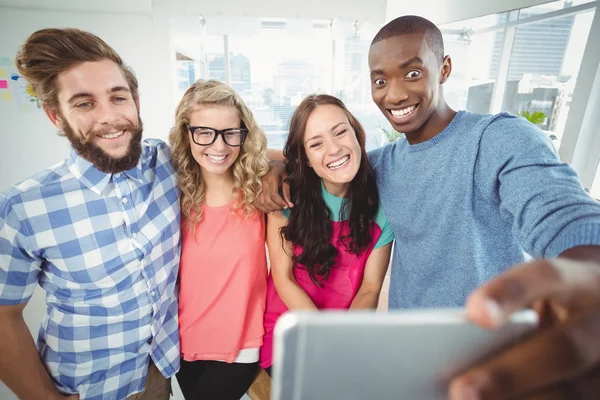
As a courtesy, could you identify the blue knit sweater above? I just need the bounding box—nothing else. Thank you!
[368,110,600,308]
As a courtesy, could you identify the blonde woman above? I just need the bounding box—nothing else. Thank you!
[169,80,269,399]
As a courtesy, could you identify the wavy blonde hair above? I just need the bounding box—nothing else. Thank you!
[169,80,269,232]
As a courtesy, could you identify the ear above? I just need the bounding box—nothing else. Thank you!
[440,55,452,84]
[43,104,65,130]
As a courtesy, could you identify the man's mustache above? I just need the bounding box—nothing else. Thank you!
[80,123,140,144]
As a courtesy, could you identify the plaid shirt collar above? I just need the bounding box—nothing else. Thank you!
[66,148,146,195]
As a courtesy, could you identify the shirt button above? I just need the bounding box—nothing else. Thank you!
[115,173,121,178]
[132,232,137,238]
[150,290,156,296]
[122,197,128,204]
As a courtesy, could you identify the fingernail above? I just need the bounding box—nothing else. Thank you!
[450,380,481,400]
[484,298,506,327]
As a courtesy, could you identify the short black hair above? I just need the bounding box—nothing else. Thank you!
[371,15,444,62]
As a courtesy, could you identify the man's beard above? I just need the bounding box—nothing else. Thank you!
[61,116,144,174]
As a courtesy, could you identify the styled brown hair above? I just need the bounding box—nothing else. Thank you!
[15,28,139,109]
[281,94,379,287]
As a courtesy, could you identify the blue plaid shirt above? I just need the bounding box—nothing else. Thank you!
[0,139,181,400]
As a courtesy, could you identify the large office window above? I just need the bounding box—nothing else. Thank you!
[173,18,387,150]
[198,24,336,150]
[440,14,507,112]
[440,0,596,150]
[173,0,597,152]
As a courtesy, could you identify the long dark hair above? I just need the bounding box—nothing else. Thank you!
[281,94,379,287]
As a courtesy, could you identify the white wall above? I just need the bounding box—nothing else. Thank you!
[0,6,177,190]
[0,5,181,399]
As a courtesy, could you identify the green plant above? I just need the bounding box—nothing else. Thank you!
[518,110,547,125]
[518,110,557,140]
[380,126,404,144]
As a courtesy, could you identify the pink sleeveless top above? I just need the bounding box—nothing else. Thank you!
[259,186,392,368]
[178,204,268,363]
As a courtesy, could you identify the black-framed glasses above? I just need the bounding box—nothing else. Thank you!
[187,125,248,147]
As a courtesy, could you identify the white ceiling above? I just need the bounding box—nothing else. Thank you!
[0,0,560,24]
[0,0,153,14]
[0,0,388,22]
[386,0,560,24]
[164,0,387,23]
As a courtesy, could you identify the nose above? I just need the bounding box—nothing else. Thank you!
[210,133,228,151]
[94,100,120,126]
[325,135,343,157]
[385,80,409,105]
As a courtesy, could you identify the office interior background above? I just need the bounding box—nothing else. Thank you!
[1,0,600,399]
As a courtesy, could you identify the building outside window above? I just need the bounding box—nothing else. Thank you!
[172,0,597,155]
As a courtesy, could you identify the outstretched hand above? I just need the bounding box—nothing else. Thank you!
[449,256,600,399]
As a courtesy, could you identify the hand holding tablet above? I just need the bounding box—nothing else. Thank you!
[272,308,538,400]
[450,257,600,399]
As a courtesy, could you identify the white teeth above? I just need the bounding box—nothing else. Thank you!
[390,105,417,118]
[327,156,349,169]
[101,131,124,139]
[207,154,226,162]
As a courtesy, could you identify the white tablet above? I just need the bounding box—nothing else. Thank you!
[271,308,538,400]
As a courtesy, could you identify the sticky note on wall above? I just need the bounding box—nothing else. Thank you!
[0,57,11,67]
[0,80,8,89]
[0,68,6,78]
[2,91,12,101]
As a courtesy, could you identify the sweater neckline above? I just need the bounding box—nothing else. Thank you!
[407,110,465,153]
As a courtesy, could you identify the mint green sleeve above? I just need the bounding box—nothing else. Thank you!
[374,206,394,248]
[280,208,291,219]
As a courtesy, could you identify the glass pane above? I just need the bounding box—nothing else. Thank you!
[518,0,596,19]
[173,17,394,150]
[227,27,334,150]
[175,58,195,92]
[439,14,508,114]
[591,163,600,200]
[180,21,334,149]
[173,4,597,152]
[501,10,595,149]
[340,24,390,151]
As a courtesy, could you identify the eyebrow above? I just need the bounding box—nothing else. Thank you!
[370,56,424,77]
[399,56,424,69]
[330,122,346,131]
[305,122,348,143]
[67,86,131,104]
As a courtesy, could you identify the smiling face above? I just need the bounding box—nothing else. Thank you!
[369,33,452,142]
[46,59,143,173]
[188,105,242,178]
[303,104,362,197]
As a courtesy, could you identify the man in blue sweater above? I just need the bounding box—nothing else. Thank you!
[259,14,600,399]
[365,15,600,399]
[367,16,600,308]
